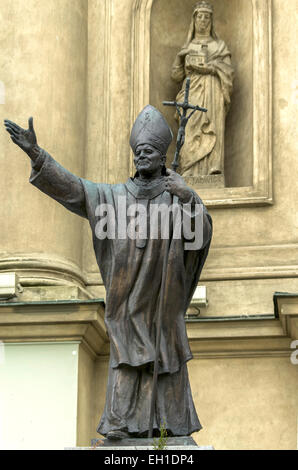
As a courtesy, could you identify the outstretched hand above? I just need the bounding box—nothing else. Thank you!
[4,117,38,157]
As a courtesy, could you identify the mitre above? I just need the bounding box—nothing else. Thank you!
[129,105,173,155]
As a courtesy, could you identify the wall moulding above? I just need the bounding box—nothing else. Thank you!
[84,243,298,286]
[130,0,272,208]
[201,243,298,281]
[187,318,293,358]
[0,253,87,290]
[84,264,298,287]
[0,300,107,358]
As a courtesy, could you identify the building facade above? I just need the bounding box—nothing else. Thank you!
[0,0,297,450]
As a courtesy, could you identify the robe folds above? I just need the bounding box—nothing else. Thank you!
[30,150,212,436]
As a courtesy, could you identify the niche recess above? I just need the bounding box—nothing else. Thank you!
[130,0,272,208]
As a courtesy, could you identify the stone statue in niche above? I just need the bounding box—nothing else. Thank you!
[171,1,234,186]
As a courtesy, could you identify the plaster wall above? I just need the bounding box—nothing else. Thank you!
[0,342,79,450]
[0,0,88,272]
[77,345,96,446]
[188,356,298,450]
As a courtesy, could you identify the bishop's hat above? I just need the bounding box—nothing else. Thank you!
[129,105,173,155]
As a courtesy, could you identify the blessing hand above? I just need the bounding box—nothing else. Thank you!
[165,169,193,203]
[4,117,38,160]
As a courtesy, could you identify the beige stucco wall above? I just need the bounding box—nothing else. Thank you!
[77,345,96,447]
[0,0,88,285]
[189,357,298,450]
[84,0,297,318]
[0,0,297,451]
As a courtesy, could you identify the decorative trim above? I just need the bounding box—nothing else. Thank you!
[82,317,293,359]
[187,317,293,358]
[0,253,86,287]
[85,266,298,287]
[2,301,292,359]
[130,0,273,208]
[191,350,291,359]
[200,265,298,282]
[103,0,112,182]
[0,300,107,358]
[84,243,298,285]
[274,293,298,340]
[84,265,298,286]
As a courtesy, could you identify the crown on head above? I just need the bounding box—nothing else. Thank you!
[194,1,213,13]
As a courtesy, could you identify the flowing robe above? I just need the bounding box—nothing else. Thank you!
[172,38,234,176]
[29,149,212,436]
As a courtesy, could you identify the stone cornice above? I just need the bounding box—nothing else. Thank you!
[274,293,298,341]
[0,299,107,358]
[0,297,296,360]
[186,317,292,358]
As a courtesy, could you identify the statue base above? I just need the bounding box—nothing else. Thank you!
[66,437,214,450]
[184,174,225,188]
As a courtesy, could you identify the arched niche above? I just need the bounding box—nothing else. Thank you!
[130,0,272,208]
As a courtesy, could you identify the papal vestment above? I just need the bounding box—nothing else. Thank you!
[29,149,212,436]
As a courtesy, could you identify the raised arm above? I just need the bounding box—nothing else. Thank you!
[4,117,40,161]
[4,117,87,218]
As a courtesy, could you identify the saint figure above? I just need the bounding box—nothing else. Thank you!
[171,1,234,177]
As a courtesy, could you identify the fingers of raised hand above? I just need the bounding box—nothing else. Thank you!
[4,125,17,137]
[4,120,22,136]
[4,119,22,131]
[5,122,21,133]
[165,177,175,193]
[4,121,27,147]
[5,128,23,146]
[28,117,34,131]
[10,135,19,145]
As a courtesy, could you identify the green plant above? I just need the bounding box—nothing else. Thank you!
[152,420,168,450]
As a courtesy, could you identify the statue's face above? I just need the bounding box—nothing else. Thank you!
[134,144,165,177]
[195,11,212,34]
